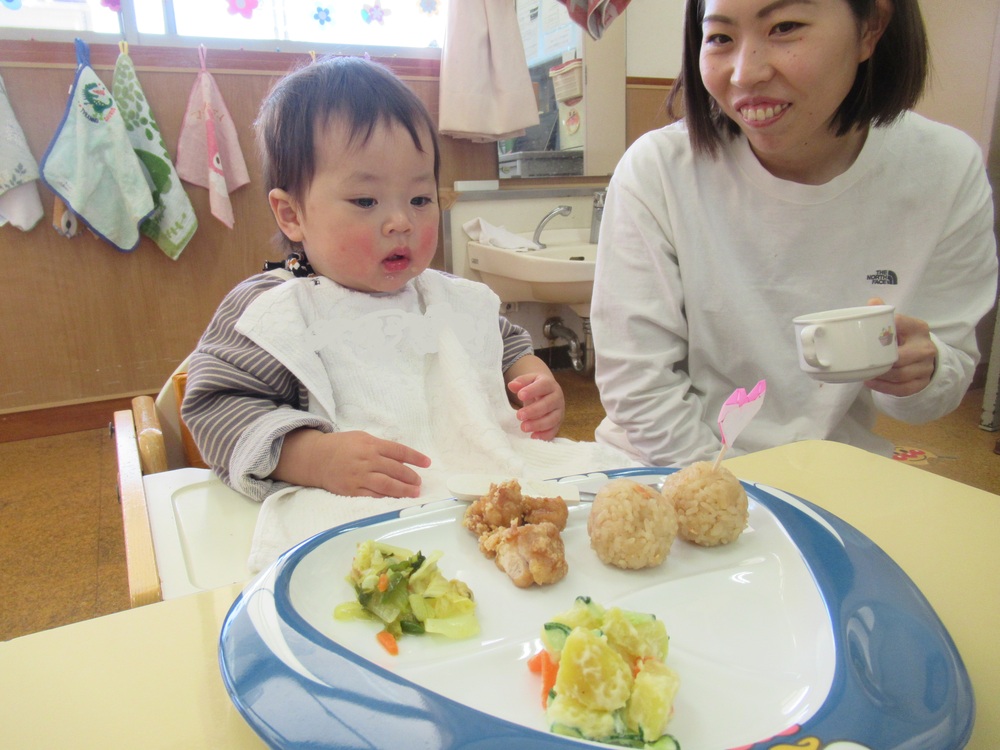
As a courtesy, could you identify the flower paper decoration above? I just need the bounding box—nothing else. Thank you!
[227,0,258,19]
[314,6,331,25]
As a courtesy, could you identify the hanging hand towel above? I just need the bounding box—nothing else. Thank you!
[557,0,631,40]
[176,46,249,228]
[40,39,154,252]
[0,73,45,231]
[439,0,539,142]
[113,44,197,260]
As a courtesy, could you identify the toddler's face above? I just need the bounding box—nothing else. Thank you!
[281,117,439,293]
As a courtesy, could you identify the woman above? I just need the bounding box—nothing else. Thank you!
[590,0,997,466]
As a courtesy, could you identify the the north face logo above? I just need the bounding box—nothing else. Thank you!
[867,269,898,285]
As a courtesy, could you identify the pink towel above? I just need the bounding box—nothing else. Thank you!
[557,0,631,40]
[438,0,539,142]
[176,46,249,228]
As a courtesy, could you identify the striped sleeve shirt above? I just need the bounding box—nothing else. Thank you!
[180,271,534,501]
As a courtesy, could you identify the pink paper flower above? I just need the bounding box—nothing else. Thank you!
[101,0,121,11]
[361,0,390,25]
[227,0,258,20]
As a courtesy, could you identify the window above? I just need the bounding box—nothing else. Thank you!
[0,0,448,54]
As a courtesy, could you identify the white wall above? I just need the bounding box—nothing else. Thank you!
[917,0,1000,155]
[624,0,1000,155]
[625,0,685,78]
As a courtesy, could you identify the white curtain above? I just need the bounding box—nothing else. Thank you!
[438,0,540,143]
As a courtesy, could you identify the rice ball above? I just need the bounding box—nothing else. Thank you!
[587,478,678,569]
[660,462,748,546]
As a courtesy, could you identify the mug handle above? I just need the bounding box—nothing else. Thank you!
[799,325,830,368]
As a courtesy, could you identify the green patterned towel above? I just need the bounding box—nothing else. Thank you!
[112,48,197,260]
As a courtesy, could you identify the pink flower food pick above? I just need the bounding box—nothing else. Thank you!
[716,380,767,465]
[718,379,767,446]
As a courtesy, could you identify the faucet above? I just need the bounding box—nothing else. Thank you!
[532,205,572,249]
[590,189,606,244]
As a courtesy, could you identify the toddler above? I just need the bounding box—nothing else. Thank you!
[181,56,631,570]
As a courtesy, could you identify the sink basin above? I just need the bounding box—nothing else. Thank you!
[467,228,596,315]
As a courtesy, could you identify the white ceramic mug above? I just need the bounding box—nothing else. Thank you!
[793,305,898,383]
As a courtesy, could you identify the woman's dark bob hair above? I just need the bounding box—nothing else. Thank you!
[666,0,929,156]
[254,55,440,204]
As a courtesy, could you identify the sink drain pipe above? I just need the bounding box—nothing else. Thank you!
[543,316,592,373]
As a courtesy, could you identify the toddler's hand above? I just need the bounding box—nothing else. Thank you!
[508,372,565,440]
[275,428,431,498]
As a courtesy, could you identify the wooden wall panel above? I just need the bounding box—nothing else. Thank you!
[0,43,496,415]
[625,78,677,147]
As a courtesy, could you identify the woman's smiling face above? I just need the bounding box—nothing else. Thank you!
[699,0,885,182]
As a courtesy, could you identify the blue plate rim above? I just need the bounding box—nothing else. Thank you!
[218,467,974,749]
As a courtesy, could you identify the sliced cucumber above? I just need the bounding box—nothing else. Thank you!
[550,723,584,738]
[542,621,572,653]
[644,734,680,750]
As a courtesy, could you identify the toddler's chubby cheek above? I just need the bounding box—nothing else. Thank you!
[417,226,438,253]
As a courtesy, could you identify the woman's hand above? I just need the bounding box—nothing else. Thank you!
[505,354,566,440]
[865,298,937,396]
[272,428,431,497]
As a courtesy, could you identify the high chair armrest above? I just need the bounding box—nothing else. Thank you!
[131,395,168,474]
[113,408,163,607]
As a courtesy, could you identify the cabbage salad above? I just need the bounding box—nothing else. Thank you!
[334,540,479,654]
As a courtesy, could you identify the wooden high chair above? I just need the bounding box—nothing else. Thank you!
[112,362,260,607]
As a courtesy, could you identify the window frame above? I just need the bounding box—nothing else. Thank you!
[0,0,444,62]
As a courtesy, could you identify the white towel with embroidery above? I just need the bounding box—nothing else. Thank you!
[244,273,636,572]
[40,39,154,252]
[0,73,43,231]
[176,46,249,229]
[113,47,198,260]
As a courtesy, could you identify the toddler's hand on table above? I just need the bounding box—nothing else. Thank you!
[864,298,936,396]
[508,372,566,441]
[275,428,431,498]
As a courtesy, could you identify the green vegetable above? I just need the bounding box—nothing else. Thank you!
[335,540,479,645]
[542,622,572,654]
[643,735,680,750]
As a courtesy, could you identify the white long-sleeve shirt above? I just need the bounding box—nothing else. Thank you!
[591,112,997,467]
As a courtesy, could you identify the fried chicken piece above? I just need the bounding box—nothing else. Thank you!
[462,479,569,537]
[479,521,569,588]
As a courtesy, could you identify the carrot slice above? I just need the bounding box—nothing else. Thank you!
[377,573,390,592]
[527,650,546,674]
[539,650,558,708]
[376,630,399,655]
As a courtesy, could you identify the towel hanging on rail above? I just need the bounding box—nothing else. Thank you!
[113,42,198,260]
[0,72,44,232]
[438,0,539,142]
[176,45,249,229]
[40,39,154,252]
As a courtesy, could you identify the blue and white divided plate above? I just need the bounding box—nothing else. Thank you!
[218,468,973,750]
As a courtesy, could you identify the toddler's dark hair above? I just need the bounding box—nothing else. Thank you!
[255,56,440,251]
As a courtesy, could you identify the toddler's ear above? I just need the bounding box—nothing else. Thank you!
[268,188,305,243]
